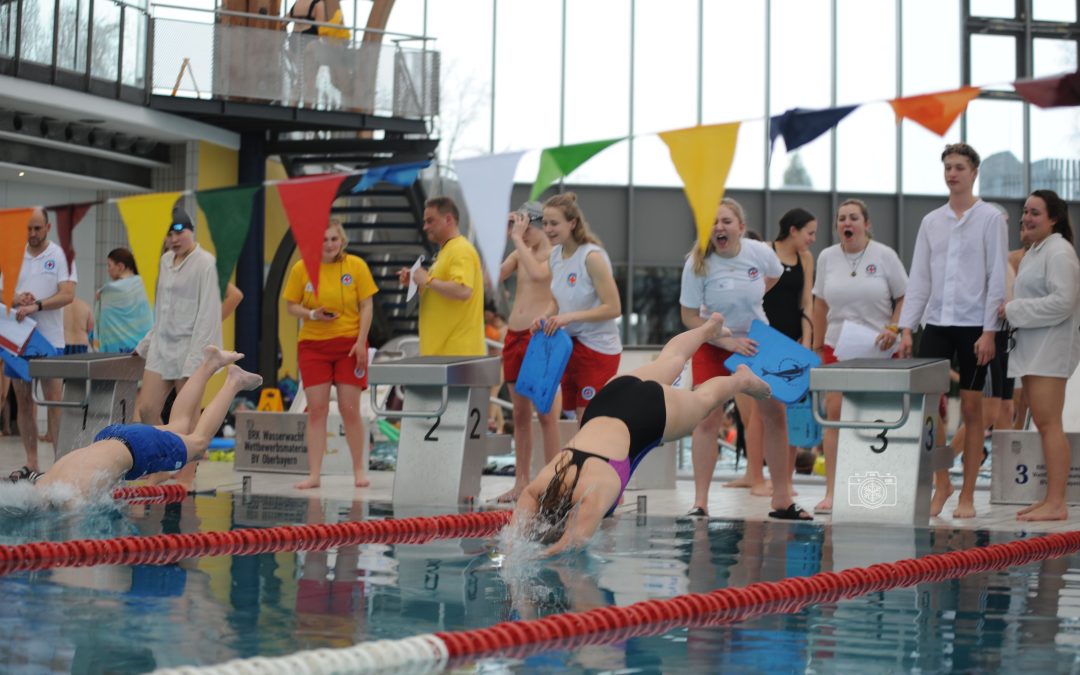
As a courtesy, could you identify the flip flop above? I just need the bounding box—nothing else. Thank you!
[8,466,34,483]
[769,503,813,521]
[685,507,708,518]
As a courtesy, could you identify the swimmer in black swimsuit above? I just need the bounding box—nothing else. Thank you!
[512,313,772,556]
[31,346,262,501]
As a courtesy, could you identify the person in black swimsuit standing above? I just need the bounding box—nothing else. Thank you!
[287,0,327,106]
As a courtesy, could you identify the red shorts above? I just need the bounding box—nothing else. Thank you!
[562,339,620,412]
[502,328,531,383]
[298,337,369,389]
[691,343,734,386]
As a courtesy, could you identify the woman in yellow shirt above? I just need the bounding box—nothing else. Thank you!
[282,219,378,489]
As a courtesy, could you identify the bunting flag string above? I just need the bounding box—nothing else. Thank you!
[659,123,741,254]
[455,152,526,291]
[0,208,33,313]
[196,186,261,300]
[769,106,857,156]
[114,192,184,306]
[1013,71,1080,108]
[889,86,982,136]
[530,138,624,201]
[274,174,348,297]
[48,201,99,275]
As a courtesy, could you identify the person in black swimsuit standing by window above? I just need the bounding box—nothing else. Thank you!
[287,0,326,106]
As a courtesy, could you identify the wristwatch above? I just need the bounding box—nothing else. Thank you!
[35,300,42,312]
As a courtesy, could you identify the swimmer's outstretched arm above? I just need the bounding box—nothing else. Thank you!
[543,493,607,557]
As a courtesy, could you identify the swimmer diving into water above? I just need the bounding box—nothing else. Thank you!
[30,345,262,499]
[511,313,775,556]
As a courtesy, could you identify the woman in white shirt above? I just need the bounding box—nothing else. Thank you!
[680,198,808,520]
[1003,189,1080,522]
[533,193,622,419]
[810,198,908,513]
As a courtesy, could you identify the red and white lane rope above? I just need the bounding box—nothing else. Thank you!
[154,529,1080,674]
[0,510,512,575]
[112,484,190,504]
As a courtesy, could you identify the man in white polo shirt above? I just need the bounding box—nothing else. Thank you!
[898,143,1008,520]
[1,207,76,479]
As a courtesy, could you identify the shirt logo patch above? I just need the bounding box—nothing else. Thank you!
[747,267,760,280]
[341,274,353,286]
[581,386,596,401]
[305,282,314,292]
[567,273,578,287]
[354,367,366,378]
[43,259,56,271]
[865,264,877,275]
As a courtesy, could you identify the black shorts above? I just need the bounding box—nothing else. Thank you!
[918,324,989,392]
[987,330,1013,400]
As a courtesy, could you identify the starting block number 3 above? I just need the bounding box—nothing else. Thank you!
[423,408,484,443]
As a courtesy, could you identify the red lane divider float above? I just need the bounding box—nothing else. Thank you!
[435,529,1080,662]
[111,484,190,504]
[0,509,512,575]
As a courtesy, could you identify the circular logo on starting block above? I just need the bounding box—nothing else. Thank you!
[341,274,354,286]
[581,386,596,401]
[44,259,56,271]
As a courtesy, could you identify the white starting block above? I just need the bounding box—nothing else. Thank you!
[811,358,950,525]
[369,356,501,509]
[990,430,1080,505]
[29,353,143,458]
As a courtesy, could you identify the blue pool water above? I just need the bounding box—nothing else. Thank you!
[0,491,1078,673]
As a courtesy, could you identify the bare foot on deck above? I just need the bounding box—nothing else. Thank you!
[750,482,774,497]
[294,476,321,489]
[1017,503,1068,521]
[204,344,243,371]
[724,475,754,488]
[1017,500,1045,517]
[354,473,370,488]
[930,483,954,517]
[495,482,528,503]
[952,498,977,519]
[227,365,263,391]
[734,365,772,400]
[814,496,832,513]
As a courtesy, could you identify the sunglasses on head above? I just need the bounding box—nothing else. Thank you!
[169,223,187,232]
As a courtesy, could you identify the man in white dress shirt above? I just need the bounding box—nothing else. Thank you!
[1,208,76,478]
[898,143,1008,519]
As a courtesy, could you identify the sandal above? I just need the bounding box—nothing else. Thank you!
[768,503,814,521]
[685,507,708,518]
[8,466,32,483]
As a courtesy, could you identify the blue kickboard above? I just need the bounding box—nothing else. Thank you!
[787,393,823,448]
[724,320,821,404]
[516,326,573,415]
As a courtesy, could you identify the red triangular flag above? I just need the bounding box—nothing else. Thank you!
[48,201,99,275]
[273,174,347,296]
[1014,71,1080,108]
[889,86,982,136]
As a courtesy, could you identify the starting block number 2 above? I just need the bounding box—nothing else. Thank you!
[423,408,484,443]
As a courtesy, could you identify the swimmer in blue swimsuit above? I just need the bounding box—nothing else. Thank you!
[34,345,263,499]
[512,313,773,556]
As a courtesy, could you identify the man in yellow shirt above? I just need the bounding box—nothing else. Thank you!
[398,196,485,356]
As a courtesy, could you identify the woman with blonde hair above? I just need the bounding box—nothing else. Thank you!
[282,218,378,490]
[532,193,622,419]
[681,198,808,520]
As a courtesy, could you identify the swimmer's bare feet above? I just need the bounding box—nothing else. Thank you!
[723,475,753,488]
[734,365,771,400]
[929,478,954,517]
[294,475,320,489]
[952,497,976,519]
[354,472,370,488]
[750,481,773,497]
[204,345,243,371]
[496,481,528,503]
[814,495,833,514]
[1017,502,1068,521]
[1017,499,1045,516]
[226,365,263,391]
[702,312,728,342]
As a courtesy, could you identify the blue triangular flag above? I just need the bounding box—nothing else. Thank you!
[769,105,858,156]
[351,160,431,194]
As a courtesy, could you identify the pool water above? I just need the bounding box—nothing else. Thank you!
[0,492,1077,673]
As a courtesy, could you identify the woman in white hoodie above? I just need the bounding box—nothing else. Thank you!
[1003,189,1080,522]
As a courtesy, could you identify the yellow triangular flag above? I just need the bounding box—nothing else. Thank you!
[115,192,183,306]
[659,123,741,254]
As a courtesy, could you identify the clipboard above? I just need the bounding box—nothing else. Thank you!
[724,320,821,404]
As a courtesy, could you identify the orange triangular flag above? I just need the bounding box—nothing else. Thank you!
[0,208,32,314]
[889,86,982,136]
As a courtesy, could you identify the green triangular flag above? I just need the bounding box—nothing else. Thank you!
[195,185,261,299]
[529,138,624,201]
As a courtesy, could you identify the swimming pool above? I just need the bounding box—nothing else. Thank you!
[0,491,1078,673]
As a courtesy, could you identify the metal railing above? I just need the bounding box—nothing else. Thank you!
[0,0,151,102]
[150,4,439,118]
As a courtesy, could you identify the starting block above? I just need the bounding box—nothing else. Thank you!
[990,430,1080,505]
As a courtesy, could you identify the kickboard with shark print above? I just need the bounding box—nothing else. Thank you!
[724,320,821,404]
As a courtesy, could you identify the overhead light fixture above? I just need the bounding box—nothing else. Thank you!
[18,171,25,177]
